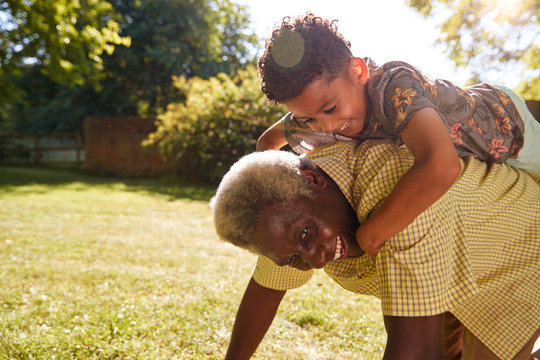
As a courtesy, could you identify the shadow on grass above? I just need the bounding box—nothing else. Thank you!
[0,166,217,202]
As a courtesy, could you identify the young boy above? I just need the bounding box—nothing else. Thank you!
[256,13,540,258]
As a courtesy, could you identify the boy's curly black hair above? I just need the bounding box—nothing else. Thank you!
[258,12,352,104]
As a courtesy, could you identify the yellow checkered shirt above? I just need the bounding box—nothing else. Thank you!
[252,140,540,360]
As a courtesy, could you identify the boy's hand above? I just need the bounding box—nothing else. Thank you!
[356,226,384,259]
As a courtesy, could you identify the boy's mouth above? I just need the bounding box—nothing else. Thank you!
[337,120,351,134]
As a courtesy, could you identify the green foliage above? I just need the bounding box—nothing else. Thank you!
[406,0,539,98]
[0,0,130,91]
[1,0,259,133]
[6,69,98,133]
[99,0,258,117]
[0,0,130,131]
[145,65,286,183]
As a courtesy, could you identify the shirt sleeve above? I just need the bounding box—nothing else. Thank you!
[252,255,313,290]
[380,67,440,136]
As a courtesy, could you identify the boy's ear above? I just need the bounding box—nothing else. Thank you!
[300,168,327,191]
[349,57,370,85]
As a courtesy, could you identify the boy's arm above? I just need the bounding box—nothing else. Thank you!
[256,121,288,151]
[225,277,286,360]
[383,314,445,360]
[356,107,461,258]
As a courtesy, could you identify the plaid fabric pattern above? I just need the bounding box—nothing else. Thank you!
[251,140,540,360]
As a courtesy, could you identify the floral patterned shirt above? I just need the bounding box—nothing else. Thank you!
[281,58,525,162]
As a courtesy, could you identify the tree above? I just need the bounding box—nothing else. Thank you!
[145,66,286,183]
[0,0,131,96]
[406,0,539,99]
[98,0,258,117]
[2,0,258,133]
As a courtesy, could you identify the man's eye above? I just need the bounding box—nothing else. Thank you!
[324,106,336,114]
[284,254,300,267]
[300,227,309,240]
[303,118,314,124]
[282,226,311,267]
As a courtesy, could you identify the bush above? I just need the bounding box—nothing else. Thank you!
[145,66,286,183]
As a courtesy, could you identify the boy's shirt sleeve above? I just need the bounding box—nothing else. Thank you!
[382,68,438,135]
[279,112,353,154]
[367,61,525,163]
[368,64,443,140]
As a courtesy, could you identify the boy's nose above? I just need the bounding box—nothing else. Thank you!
[319,121,334,134]
[307,120,325,133]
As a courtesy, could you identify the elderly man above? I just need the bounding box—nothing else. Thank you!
[211,139,540,360]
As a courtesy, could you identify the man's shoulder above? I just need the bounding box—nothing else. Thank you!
[307,140,414,200]
[307,139,406,165]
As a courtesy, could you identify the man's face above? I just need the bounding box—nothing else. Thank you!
[283,57,371,137]
[249,169,363,271]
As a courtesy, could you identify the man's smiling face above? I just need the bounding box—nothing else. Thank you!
[248,168,364,271]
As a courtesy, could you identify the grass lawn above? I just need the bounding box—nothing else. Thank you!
[0,166,385,359]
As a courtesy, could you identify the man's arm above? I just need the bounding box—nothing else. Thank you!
[225,277,286,360]
[383,314,445,360]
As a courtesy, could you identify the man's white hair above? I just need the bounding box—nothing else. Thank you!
[211,150,316,249]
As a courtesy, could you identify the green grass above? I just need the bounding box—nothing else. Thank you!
[0,166,385,359]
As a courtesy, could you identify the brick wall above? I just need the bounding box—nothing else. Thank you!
[84,116,171,176]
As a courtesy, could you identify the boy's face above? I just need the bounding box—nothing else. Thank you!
[283,57,371,137]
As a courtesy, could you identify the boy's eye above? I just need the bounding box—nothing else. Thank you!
[323,106,336,114]
[303,118,314,124]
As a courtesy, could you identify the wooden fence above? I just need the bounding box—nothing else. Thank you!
[0,132,84,165]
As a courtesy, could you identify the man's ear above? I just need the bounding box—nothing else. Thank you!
[349,57,370,85]
[300,168,327,191]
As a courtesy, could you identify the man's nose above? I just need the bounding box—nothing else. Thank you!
[300,243,328,269]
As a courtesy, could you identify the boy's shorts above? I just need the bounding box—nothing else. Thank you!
[495,85,540,172]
